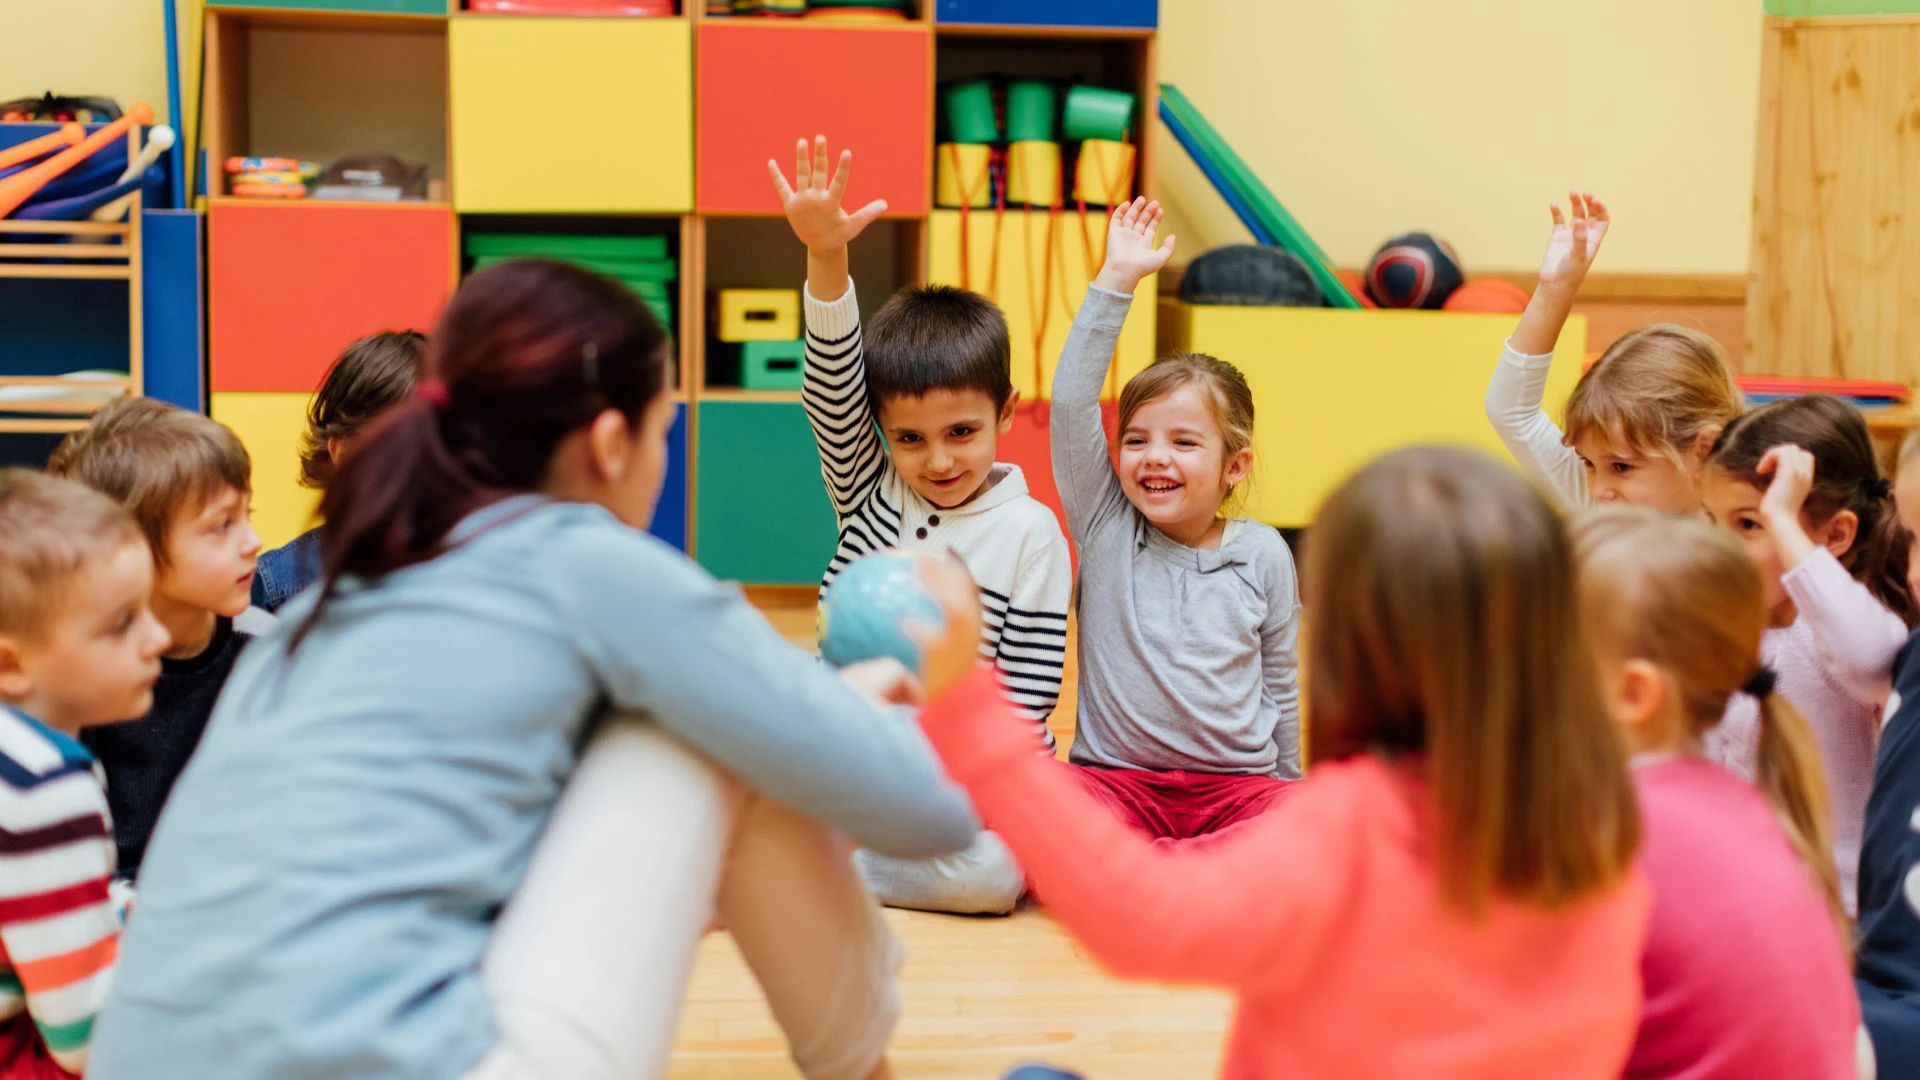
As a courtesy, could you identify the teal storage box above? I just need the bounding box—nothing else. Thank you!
[741,340,804,390]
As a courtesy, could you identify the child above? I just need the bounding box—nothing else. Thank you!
[1050,197,1300,843]
[45,399,268,879]
[1485,193,1744,511]
[1855,432,1920,1075]
[770,138,1071,913]
[1575,506,1859,1079]
[912,445,1649,1078]
[253,330,425,612]
[87,259,982,1080]
[1700,394,1915,913]
[0,470,170,1077]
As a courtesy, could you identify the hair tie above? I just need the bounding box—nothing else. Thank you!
[1874,476,1894,500]
[417,378,451,411]
[1741,666,1778,699]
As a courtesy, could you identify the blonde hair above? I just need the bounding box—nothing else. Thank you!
[1306,446,1640,915]
[47,397,251,564]
[1117,352,1255,510]
[1563,324,1743,466]
[0,469,145,641]
[1574,506,1850,951]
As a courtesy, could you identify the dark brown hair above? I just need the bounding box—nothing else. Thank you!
[301,330,426,490]
[305,260,671,644]
[46,397,251,564]
[1707,394,1917,627]
[0,469,145,640]
[1307,446,1640,915]
[864,285,1012,413]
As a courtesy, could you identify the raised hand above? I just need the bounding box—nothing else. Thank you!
[1537,192,1609,294]
[1094,196,1177,295]
[768,135,889,256]
[1758,444,1817,525]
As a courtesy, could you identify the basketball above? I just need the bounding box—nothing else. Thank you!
[1442,278,1530,313]
[1364,232,1464,309]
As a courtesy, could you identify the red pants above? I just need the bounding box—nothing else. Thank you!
[0,1015,74,1079]
[1068,765,1295,847]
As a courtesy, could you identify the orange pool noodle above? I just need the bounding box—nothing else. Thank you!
[0,124,84,173]
[0,103,154,219]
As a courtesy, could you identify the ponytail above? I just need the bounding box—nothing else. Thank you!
[1852,482,1917,628]
[1751,685,1852,954]
[292,260,670,651]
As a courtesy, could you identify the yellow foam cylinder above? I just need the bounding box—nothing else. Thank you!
[1073,139,1136,206]
[1006,141,1062,207]
[934,143,993,208]
[716,289,800,342]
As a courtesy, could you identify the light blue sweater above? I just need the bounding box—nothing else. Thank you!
[88,496,977,1080]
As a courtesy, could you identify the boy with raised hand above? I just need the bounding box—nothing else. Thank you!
[771,136,1071,915]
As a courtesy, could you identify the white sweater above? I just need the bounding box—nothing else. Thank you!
[1483,341,1589,508]
[802,282,1072,739]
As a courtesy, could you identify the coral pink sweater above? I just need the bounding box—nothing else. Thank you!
[921,670,1652,1080]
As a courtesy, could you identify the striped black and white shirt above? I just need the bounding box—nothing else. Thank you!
[803,282,1072,741]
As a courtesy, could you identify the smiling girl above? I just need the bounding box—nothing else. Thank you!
[1048,198,1302,844]
[1485,194,1744,512]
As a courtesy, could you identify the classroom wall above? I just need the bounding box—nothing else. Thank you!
[2,2,172,125]
[1152,0,1765,275]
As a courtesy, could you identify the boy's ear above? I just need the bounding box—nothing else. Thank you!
[0,635,30,703]
[1818,508,1861,561]
[997,390,1019,433]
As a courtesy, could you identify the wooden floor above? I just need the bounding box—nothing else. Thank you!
[666,605,1230,1079]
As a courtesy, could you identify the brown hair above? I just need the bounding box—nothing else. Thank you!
[301,330,426,490]
[864,285,1012,413]
[1118,352,1256,510]
[1306,445,1640,914]
[306,260,670,646]
[45,397,252,564]
[1574,506,1850,950]
[1563,324,1743,466]
[1707,394,1917,627]
[0,469,145,641]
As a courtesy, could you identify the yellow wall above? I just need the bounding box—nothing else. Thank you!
[1154,0,1764,274]
[1,2,172,124]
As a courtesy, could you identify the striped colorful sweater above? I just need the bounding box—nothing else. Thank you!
[0,707,123,1075]
[803,281,1072,739]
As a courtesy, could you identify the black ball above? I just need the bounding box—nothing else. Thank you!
[1178,244,1326,307]
[1364,232,1463,309]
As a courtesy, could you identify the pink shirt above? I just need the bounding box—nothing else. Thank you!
[920,669,1651,1080]
[1627,756,1858,1079]
[1707,548,1908,912]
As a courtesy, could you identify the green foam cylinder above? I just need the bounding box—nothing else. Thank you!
[1005,80,1057,143]
[943,80,1000,145]
[1062,86,1135,143]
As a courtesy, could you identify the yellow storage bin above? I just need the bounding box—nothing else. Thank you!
[212,391,321,551]
[1159,302,1586,527]
[927,209,1155,402]
[715,288,800,342]
[451,18,692,213]
[934,143,993,209]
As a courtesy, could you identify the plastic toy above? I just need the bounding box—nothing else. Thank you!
[1364,232,1463,310]
[1061,86,1135,142]
[1006,141,1061,206]
[0,124,83,172]
[0,103,154,218]
[1071,139,1133,205]
[935,142,993,207]
[1006,80,1057,142]
[1441,278,1528,314]
[817,549,946,673]
[943,80,1000,144]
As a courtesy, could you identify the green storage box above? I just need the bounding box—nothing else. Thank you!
[741,339,804,390]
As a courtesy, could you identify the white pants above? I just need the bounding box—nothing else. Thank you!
[462,718,901,1080]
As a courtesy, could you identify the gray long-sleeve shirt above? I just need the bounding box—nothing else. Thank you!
[1051,286,1302,779]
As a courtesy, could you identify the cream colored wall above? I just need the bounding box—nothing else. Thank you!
[1153,0,1764,274]
[2,1,172,124]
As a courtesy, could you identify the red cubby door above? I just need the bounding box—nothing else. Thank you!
[210,203,453,393]
[696,23,931,216]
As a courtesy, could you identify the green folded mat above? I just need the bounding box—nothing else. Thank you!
[464,233,670,261]
[470,254,676,284]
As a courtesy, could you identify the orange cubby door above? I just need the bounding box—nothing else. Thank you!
[209,203,453,393]
[696,22,931,216]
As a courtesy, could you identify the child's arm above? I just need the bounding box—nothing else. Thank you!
[0,772,124,1074]
[1484,194,1608,508]
[1261,553,1303,780]
[1051,198,1176,543]
[771,137,892,519]
[1762,446,1910,704]
[918,667,1351,991]
[993,529,1072,741]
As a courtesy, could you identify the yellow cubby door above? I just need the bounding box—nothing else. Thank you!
[927,210,1154,402]
[1161,304,1586,528]
[212,392,320,552]
[450,18,692,214]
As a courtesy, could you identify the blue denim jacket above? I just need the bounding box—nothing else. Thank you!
[250,527,324,613]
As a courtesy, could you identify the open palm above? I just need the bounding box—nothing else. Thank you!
[1097,197,1176,292]
[1538,192,1608,290]
[769,136,888,254]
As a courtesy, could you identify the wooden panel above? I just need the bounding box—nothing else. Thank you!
[1748,17,1920,382]
[1164,302,1585,527]
[451,18,691,212]
[210,202,452,391]
[211,391,318,550]
[697,23,931,215]
[694,401,839,584]
[210,0,447,14]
